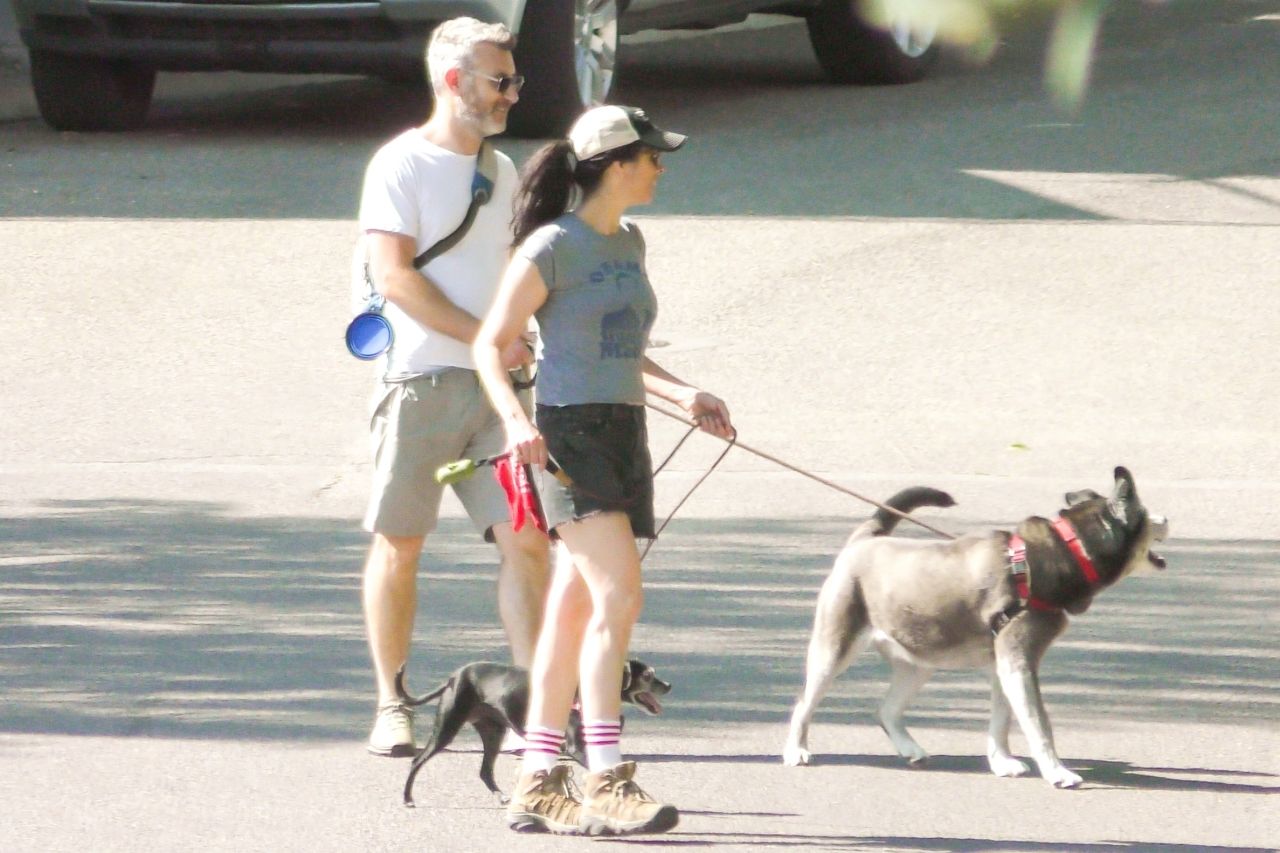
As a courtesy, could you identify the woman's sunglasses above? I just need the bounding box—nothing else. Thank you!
[474,71,525,96]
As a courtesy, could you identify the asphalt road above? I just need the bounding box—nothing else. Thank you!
[1,2,1277,851]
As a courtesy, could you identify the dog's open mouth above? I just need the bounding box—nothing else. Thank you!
[633,691,663,715]
[1148,550,1166,570]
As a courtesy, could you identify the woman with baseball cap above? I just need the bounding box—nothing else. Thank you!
[474,104,733,836]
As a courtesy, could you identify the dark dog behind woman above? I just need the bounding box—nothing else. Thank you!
[474,105,733,837]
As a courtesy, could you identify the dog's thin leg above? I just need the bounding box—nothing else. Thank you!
[474,719,507,798]
[878,658,933,766]
[403,736,441,808]
[995,659,1082,788]
[783,625,871,767]
[402,690,474,806]
[986,670,1030,778]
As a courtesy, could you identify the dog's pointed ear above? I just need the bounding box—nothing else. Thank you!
[1109,466,1137,525]
[1065,489,1102,507]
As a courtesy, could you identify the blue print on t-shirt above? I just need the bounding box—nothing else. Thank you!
[600,306,651,359]
[589,259,643,287]
[592,258,651,359]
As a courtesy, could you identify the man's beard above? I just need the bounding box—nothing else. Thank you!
[458,82,508,137]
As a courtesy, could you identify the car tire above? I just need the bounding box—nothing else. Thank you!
[507,0,619,138]
[30,49,156,131]
[807,0,940,85]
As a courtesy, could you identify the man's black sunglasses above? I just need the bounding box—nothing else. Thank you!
[474,72,525,95]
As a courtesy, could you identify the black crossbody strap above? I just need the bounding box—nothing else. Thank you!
[413,141,498,269]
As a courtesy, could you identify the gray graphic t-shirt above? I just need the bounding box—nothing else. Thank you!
[517,215,656,406]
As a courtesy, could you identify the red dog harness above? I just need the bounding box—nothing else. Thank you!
[1005,517,1100,617]
[1005,534,1056,613]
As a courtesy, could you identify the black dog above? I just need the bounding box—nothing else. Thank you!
[396,658,671,806]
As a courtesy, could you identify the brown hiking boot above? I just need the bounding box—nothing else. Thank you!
[579,761,679,837]
[505,765,582,834]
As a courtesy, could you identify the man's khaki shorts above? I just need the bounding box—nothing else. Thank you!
[363,369,528,540]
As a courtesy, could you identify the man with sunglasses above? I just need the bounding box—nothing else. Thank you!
[354,16,546,758]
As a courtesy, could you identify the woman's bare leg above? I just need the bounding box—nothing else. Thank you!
[554,512,643,723]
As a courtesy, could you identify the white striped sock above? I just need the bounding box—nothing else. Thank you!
[583,718,623,772]
[522,725,565,775]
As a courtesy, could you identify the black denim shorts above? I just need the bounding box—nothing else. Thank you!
[535,403,655,539]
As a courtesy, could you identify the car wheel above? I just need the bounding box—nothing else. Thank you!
[807,0,940,85]
[30,49,156,131]
[507,0,619,138]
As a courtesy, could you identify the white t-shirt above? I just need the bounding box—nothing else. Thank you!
[358,130,517,375]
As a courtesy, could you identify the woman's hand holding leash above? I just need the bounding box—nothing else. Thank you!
[504,416,547,469]
[640,357,733,439]
[683,390,734,439]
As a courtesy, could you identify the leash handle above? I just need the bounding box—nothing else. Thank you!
[434,454,504,485]
[643,402,957,541]
[434,453,571,487]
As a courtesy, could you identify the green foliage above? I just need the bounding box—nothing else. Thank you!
[1044,0,1108,112]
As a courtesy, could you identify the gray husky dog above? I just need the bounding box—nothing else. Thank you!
[783,467,1167,788]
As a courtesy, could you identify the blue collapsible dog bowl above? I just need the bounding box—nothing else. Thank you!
[345,312,393,360]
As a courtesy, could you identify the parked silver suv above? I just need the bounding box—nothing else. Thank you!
[13,0,940,136]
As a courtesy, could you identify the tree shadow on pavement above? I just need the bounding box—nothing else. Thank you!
[664,835,1277,851]
[1,499,1276,746]
[1069,758,1278,795]
[633,752,1276,795]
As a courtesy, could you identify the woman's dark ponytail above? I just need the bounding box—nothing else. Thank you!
[512,140,575,247]
[511,139,646,247]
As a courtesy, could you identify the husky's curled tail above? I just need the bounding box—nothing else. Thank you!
[844,486,956,546]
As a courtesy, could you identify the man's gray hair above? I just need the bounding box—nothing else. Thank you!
[425,17,517,93]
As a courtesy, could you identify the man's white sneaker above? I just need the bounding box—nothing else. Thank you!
[367,702,415,757]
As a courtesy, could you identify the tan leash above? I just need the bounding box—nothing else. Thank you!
[641,416,737,560]
[645,402,958,541]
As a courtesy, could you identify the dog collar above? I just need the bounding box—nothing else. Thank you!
[1051,517,1100,585]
